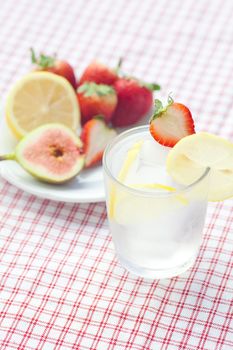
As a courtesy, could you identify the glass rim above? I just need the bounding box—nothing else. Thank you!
[103,125,210,198]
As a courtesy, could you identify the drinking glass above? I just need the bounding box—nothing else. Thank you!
[103,126,210,279]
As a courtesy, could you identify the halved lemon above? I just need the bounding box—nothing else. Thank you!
[6,72,80,139]
[166,132,233,201]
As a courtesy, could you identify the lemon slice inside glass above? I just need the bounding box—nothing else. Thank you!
[109,140,184,220]
[109,141,143,219]
[166,132,233,201]
[5,72,80,138]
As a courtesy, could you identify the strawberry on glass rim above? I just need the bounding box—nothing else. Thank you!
[149,96,195,147]
[30,48,77,89]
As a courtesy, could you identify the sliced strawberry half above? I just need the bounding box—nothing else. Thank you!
[149,97,195,147]
[81,117,117,167]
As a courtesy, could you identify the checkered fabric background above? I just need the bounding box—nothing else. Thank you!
[0,0,232,349]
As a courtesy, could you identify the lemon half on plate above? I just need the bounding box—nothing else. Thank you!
[166,132,233,201]
[5,72,80,138]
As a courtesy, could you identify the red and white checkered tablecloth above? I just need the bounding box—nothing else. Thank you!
[0,0,232,349]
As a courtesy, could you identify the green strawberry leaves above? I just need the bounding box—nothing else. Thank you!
[141,82,161,91]
[150,96,174,121]
[78,82,116,97]
[30,48,55,68]
[154,99,164,115]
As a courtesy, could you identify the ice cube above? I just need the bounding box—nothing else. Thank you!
[139,138,170,167]
[123,138,173,187]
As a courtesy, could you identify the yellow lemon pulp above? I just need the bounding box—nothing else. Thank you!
[6,72,80,139]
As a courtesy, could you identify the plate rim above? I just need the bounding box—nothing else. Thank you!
[0,117,106,203]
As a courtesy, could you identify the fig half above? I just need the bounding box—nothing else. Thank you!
[0,123,85,184]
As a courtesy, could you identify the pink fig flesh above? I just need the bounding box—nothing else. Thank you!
[15,123,85,183]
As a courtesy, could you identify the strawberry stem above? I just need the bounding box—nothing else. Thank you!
[115,57,123,74]
[167,94,174,105]
[30,48,37,64]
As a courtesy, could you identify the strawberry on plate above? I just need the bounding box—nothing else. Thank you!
[149,97,195,147]
[77,82,117,124]
[31,48,77,89]
[81,117,117,167]
[79,60,119,86]
[111,77,160,127]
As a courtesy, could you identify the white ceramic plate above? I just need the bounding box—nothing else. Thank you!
[0,117,105,203]
[0,90,162,203]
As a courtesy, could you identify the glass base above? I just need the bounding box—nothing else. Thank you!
[117,254,197,279]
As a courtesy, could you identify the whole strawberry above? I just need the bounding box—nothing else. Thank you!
[111,78,160,127]
[79,60,118,86]
[31,48,77,89]
[77,82,117,124]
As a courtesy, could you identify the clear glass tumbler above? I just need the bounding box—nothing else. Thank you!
[103,126,210,279]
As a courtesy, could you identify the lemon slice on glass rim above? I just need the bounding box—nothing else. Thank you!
[166,132,233,201]
[5,72,80,139]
